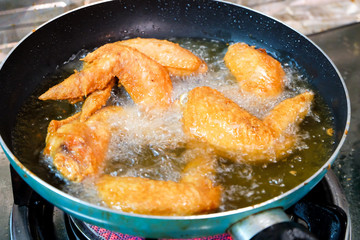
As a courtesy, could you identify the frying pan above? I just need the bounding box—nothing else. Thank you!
[0,0,350,239]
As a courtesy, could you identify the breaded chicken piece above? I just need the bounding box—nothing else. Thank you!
[96,156,221,216]
[118,38,208,76]
[44,106,124,182]
[224,42,285,98]
[263,92,314,137]
[38,60,115,101]
[39,43,173,110]
[181,86,313,162]
[79,79,115,122]
[45,112,82,140]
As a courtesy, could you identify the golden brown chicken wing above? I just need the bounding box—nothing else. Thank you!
[39,43,173,110]
[38,61,114,101]
[181,86,313,162]
[96,155,221,216]
[79,79,115,122]
[118,38,208,76]
[224,42,285,98]
[44,106,124,182]
[263,91,314,137]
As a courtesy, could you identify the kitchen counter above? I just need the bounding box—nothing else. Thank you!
[309,23,360,240]
[0,150,11,239]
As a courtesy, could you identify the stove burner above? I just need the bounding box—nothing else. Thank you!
[71,217,232,240]
[9,167,350,240]
[68,216,146,240]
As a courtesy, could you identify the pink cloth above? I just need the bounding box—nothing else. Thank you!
[89,224,232,240]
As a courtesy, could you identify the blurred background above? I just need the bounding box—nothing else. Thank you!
[1,0,360,63]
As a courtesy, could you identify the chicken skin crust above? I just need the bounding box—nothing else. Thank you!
[79,79,115,122]
[44,106,124,182]
[96,156,221,216]
[181,86,314,162]
[118,38,208,76]
[224,42,285,98]
[39,43,173,110]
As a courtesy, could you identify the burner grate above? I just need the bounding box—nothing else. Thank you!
[89,224,144,240]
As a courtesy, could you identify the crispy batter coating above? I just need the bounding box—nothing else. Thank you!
[96,156,221,216]
[38,62,114,101]
[263,91,314,137]
[181,86,313,162]
[79,79,115,122]
[44,106,124,182]
[224,42,285,98]
[39,43,173,110]
[119,38,208,76]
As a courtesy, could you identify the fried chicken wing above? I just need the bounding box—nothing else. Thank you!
[44,106,124,182]
[38,61,115,101]
[263,91,314,137]
[118,38,208,76]
[39,43,173,110]
[181,86,313,162]
[96,156,221,216]
[79,79,115,122]
[224,42,285,98]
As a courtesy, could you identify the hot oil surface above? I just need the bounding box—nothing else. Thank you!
[11,38,334,212]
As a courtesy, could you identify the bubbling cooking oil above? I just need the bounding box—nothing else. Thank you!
[11,38,335,212]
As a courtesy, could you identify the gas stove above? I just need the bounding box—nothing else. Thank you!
[1,2,360,240]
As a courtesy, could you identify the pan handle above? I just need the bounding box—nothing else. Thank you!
[227,208,318,240]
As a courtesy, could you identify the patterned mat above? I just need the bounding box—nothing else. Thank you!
[89,224,232,240]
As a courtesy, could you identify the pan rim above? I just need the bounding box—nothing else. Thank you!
[0,0,351,229]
